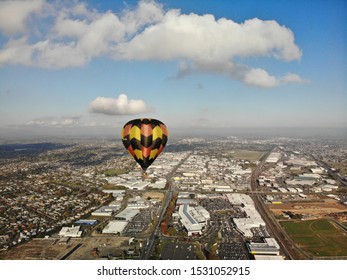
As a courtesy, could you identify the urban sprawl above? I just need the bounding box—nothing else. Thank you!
[0,136,346,260]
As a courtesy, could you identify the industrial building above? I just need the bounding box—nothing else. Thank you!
[91,205,119,217]
[226,193,254,207]
[178,205,210,236]
[265,152,281,163]
[115,208,140,221]
[75,219,97,226]
[149,179,167,189]
[176,198,197,206]
[102,221,128,234]
[59,225,82,238]
[127,181,151,190]
[227,194,265,238]
[127,196,147,209]
[247,238,280,255]
[102,189,126,196]
[254,255,285,260]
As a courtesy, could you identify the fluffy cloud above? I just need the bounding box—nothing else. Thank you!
[114,15,301,62]
[243,68,279,88]
[0,0,44,35]
[0,0,305,87]
[281,73,309,84]
[89,94,150,115]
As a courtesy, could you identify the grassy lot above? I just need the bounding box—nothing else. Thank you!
[103,184,126,190]
[232,150,265,161]
[104,169,127,176]
[327,161,347,176]
[280,219,347,257]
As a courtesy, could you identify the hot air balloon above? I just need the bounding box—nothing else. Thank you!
[121,118,168,173]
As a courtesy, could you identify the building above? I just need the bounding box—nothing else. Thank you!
[102,189,126,196]
[115,208,140,221]
[254,255,284,260]
[178,205,202,236]
[226,193,254,207]
[91,206,119,217]
[215,185,233,192]
[176,198,197,206]
[247,238,280,255]
[127,181,150,190]
[59,226,82,238]
[227,194,265,238]
[285,179,316,186]
[265,152,281,163]
[178,205,210,236]
[102,221,128,234]
[128,196,147,209]
[75,219,97,226]
[149,180,166,189]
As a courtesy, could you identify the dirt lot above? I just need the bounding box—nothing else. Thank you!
[143,191,164,200]
[67,237,130,260]
[0,238,80,260]
[269,198,347,222]
[0,237,131,260]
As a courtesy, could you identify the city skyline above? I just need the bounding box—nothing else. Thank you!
[0,0,346,139]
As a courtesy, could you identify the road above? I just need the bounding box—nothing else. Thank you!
[140,152,192,259]
[249,150,310,260]
[311,155,347,187]
[60,243,82,260]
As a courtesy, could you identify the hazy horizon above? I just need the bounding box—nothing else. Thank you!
[1,125,346,144]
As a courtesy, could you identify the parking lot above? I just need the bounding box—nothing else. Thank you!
[123,206,159,235]
[199,198,233,211]
[218,242,248,260]
[160,241,197,260]
[217,217,250,260]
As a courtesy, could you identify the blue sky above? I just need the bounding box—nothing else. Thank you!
[0,0,346,139]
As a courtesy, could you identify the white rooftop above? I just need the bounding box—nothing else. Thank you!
[102,221,128,234]
[59,226,82,237]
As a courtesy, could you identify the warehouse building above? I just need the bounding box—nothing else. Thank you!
[227,194,265,238]
[178,205,202,236]
[178,204,210,236]
[91,206,119,217]
[247,238,280,255]
[265,152,281,163]
[59,225,82,238]
[102,221,128,234]
[115,208,140,221]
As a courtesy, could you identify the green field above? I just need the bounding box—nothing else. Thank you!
[281,219,347,257]
[104,168,127,176]
[232,150,265,161]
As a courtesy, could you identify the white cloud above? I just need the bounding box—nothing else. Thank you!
[26,116,81,127]
[89,94,150,115]
[115,15,301,62]
[243,68,279,88]
[281,73,309,84]
[0,37,89,68]
[0,0,305,87]
[0,0,44,35]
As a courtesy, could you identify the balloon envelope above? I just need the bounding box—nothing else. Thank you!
[121,118,168,172]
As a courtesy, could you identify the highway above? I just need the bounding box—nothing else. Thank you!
[249,150,310,260]
[140,152,192,259]
[311,155,347,187]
